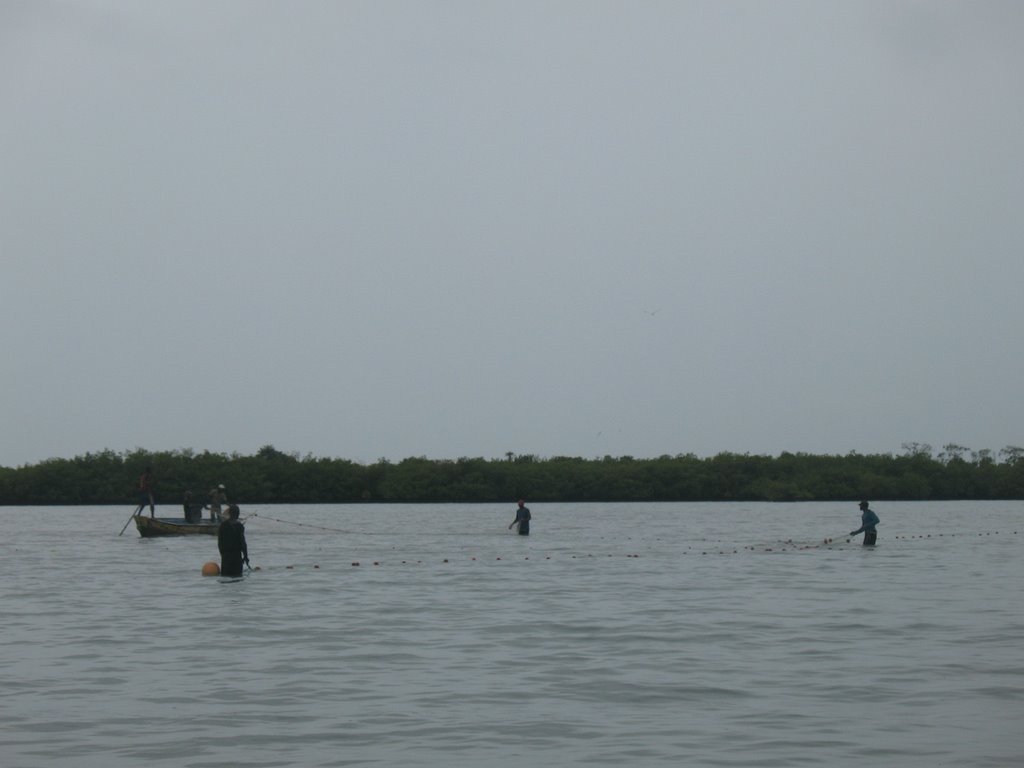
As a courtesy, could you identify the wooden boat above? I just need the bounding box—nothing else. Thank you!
[134,514,219,537]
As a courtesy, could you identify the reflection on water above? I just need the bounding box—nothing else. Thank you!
[1,502,1021,767]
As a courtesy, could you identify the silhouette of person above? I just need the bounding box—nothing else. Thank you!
[133,466,155,518]
[218,504,250,576]
[509,500,531,536]
[850,500,880,546]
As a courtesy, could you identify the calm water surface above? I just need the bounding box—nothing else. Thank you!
[1,501,1021,767]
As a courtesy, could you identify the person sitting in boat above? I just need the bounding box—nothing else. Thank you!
[208,484,227,522]
[217,504,249,577]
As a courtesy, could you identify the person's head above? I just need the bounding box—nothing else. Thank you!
[218,484,225,490]
[859,500,869,510]
[227,504,240,519]
[518,499,525,507]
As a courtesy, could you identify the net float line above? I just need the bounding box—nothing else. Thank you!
[245,513,360,534]
[200,527,1020,575]
[204,553,646,571]
[245,513,514,537]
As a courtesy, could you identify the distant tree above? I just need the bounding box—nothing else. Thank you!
[901,442,933,458]
[2,444,1023,504]
[256,444,289,460]
[939,444,970,464]
[972,449,993,465]
[999,446,1024,464]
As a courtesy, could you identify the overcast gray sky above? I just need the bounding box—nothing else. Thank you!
[2,1,1022,468]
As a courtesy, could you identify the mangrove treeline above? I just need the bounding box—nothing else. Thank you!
[2,443,1023,505]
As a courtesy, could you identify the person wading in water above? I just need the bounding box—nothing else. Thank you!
[508,500,531,536]
[218,504,250,576]
[850,500,880,546]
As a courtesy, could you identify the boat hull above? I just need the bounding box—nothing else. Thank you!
[134,515,219,537]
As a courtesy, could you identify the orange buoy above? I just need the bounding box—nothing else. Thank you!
[201,561,220,577]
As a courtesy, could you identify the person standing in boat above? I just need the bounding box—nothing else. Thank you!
[217,504,249,577]
[850,500,880,546]
[208,484,227,522]
[133,466,155,518]
[508,499,531,536]
[183,490,201,523]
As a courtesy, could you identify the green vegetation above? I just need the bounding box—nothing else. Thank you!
[1,443,1023,505]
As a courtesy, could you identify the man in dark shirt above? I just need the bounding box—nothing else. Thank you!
[183,489,200,523]
[508,500,531,536]
[218,504,250,576]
